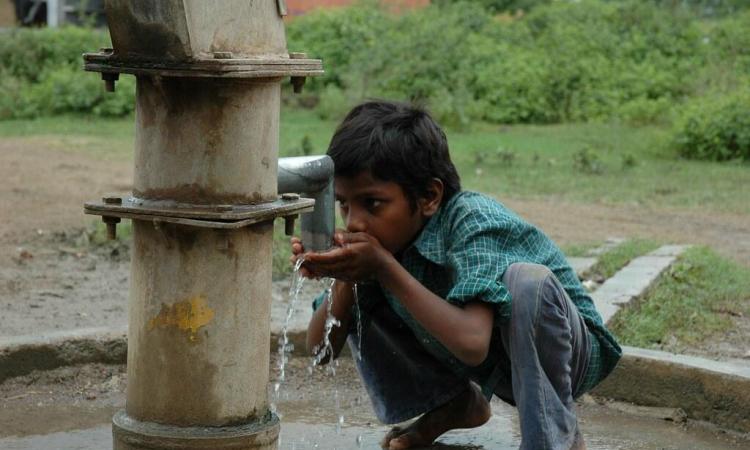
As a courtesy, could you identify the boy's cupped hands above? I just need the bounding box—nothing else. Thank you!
[290,230,393,282]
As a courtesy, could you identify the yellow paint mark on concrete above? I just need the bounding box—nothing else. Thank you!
[148,295,214,342]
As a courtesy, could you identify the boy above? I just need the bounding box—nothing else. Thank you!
[290,100,621,450]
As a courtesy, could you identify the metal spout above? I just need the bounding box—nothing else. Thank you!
[278,156,335,252]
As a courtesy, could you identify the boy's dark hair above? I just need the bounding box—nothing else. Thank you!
[327,100,461,208]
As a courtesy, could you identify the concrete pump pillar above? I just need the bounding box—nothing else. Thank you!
[82,1,323,449]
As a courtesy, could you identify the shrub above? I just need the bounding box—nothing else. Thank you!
[0,26,135,119]
[672,91,750,161]
[0,26,109,82]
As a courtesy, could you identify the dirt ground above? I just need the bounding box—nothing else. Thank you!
[1,137,749,359]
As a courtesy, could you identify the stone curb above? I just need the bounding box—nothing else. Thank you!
[0,327,127,384]
[593,346,750,433]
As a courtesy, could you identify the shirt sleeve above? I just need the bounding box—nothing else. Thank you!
[444,210,516,318]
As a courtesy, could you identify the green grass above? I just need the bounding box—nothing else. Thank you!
[560,241,603,258]
[610,246,750,348]
[4,109,747,213]
[586,239,661,280]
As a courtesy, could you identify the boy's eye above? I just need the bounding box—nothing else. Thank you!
[364,199,382,210]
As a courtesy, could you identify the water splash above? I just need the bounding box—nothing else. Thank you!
[271,257,307,417]
[310,277,339,371]
[353,283,363,361]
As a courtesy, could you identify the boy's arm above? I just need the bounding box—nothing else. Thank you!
[304,233,495,367]
[306,280,355,363]
[378,257,494,367]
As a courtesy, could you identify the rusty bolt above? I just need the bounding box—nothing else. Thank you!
[102,73,119,93]
[102,216,121,240]
[215,204,234,212]
[281,193,300,201]
[213,51,233,59]
[102,195,122,205]
[284,215,298,236]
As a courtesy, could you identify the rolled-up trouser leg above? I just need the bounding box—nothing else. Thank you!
[500,263,591,450]
[347,301,467,425]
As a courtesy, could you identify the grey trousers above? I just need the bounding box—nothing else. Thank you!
[348,263,591,450]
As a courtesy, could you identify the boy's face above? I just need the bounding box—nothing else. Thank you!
[335,171,428,255]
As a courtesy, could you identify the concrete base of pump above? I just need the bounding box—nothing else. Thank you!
[112,410,279,450]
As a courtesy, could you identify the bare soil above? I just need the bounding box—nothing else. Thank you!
[1,137,748,362]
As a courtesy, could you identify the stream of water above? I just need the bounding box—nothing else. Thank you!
[273,260,367,445]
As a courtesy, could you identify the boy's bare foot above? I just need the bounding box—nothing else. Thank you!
[380,382,491,450]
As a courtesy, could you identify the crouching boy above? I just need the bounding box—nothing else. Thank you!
[290,100,621,450]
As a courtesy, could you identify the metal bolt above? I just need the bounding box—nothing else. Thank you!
[291,76,306,94]
[102,216,121,240]
[281,193,300,201]
[277,0,288,17]
[102,72,119,93]
[102,195,122,205]
[284,215,298,236]
[213,51,233,59]
[289,53,308,94]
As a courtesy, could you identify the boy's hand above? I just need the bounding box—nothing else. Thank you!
[301,231,393,282]
[289,236,318,279]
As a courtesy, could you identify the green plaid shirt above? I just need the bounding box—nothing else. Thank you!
[318,191,621,394]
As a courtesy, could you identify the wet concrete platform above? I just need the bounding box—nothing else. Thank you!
[1,359,747,450]
[0,400,746,450]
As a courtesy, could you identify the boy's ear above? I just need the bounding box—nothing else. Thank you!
[419,178,444,217]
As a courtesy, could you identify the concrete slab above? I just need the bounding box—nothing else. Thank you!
[567,256,597,277]
[587,237,626,256]
[592,245,689,324]
[2,362,747,450]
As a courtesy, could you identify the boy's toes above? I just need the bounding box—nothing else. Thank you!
[380,426,403,448]
[388,431,422,450]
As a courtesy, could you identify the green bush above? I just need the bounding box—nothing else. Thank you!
[0,26,135,119]
[0,26,109,82]
[672,91,750,161]
[2,1,747,128]
[289,0,707,125]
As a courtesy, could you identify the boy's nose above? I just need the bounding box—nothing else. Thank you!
[345,210,367,233]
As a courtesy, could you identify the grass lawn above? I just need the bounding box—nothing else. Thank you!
[4,110,749,352]
[1,109,749,214]
[609,246,750,349]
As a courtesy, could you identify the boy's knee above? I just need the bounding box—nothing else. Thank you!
[503,263,554,323]
[504,263,552,300]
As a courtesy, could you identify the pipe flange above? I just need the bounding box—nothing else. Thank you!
[84,197,314,230]
[113,410,279,450]
[83,52,323,79]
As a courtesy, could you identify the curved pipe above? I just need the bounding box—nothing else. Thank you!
[278,156,335,252]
